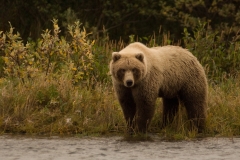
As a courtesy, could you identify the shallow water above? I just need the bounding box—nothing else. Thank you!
[0,135,240,160]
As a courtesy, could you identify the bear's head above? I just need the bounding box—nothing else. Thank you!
[110,52,147,87]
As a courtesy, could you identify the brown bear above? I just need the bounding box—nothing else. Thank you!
[110,42,208,133]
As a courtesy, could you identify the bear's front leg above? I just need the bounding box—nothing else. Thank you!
[134,104,156,133]
[114,85,136,133]
[129,84,158,133]
[133,93,157,133]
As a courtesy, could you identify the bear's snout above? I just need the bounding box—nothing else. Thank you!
[126,80,133,87]
[123,71,134,87]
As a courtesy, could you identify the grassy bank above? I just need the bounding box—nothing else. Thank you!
[0,74,124,136]
[0,21,240,139]
[1,75,240,139]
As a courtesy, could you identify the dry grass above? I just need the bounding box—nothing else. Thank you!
[1,74,240,139]
[0,73,125,136]
[206,78,240,137]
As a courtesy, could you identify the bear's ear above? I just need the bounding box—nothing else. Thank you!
[135,53,144,62]
[112,52,121,62]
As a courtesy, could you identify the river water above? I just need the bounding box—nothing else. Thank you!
[0,135,240,160]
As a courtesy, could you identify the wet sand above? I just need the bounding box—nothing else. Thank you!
[0,135,240,160]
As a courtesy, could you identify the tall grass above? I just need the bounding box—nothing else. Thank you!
[0,20,240,139]
[0,73,125,135]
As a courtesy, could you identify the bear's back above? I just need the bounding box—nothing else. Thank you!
[151,45,195,59]
[119,42,150,55]
[149,45,201,70]
[121,43,196,63]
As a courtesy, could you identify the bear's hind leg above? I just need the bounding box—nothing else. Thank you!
[162,97,179,128]
[182,97,206,133]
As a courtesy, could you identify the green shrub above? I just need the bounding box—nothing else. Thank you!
[183,21,240,80]
[0,20,96,85]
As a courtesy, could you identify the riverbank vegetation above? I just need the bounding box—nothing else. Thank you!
[0,19,240,140]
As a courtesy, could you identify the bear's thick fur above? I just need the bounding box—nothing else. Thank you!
[110,42,208,133]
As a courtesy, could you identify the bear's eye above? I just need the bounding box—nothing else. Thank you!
[132,68,139,73]
[119,69,125,73]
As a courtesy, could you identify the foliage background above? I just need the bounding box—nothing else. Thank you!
[0,0,239,42]
[0,0,240,138]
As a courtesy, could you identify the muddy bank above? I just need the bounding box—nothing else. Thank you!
[0,135,240,160]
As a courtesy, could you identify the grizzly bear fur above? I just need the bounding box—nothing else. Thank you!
[110,42,208,133]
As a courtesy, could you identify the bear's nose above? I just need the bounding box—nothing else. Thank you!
[126,80,133,87]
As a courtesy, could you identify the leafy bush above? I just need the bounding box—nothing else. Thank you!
[183,21,240,80]
[0,19,96,85]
